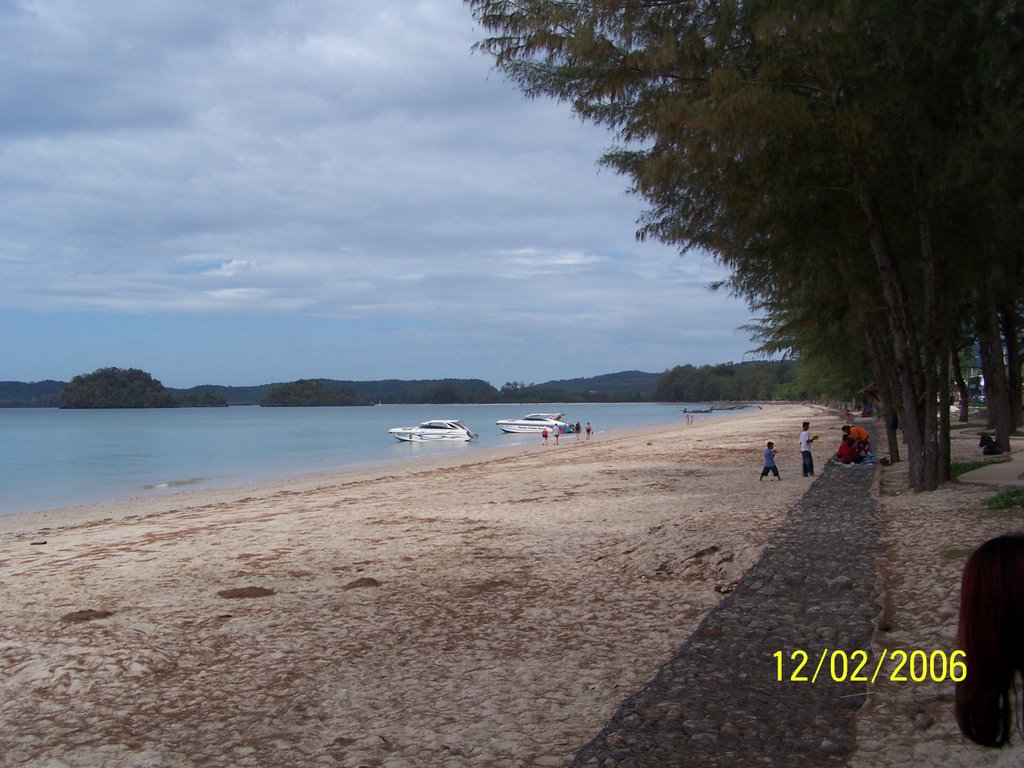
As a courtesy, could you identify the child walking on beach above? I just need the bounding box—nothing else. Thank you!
[760,441,780,481]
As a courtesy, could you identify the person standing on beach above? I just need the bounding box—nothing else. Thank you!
[760,441,780,481]
[575,421,582,441]
[541,427,549,445]
[585,422,592,440]
[799,422,818,477]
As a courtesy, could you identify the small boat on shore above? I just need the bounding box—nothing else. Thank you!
[496,413,573,434]
[388,419,478,442]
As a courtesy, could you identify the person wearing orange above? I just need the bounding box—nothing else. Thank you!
[842,424,870,458]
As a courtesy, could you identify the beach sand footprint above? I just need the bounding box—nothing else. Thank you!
[217,586,276,599]
[60,608,114,623]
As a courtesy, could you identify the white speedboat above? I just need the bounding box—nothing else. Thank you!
[388,419,478,442]
[495,412,573,434]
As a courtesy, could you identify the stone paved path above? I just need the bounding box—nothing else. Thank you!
[572,460,880,767]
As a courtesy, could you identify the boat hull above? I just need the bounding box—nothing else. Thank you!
[389,431,475,442]
[496,422,571,434]
[388,419,478,442]
[496,413,573,434]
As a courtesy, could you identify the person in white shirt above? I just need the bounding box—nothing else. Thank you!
[799,421,818,477]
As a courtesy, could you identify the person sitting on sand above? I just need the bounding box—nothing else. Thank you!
[834,435,858,464]
[842,425,871,459]
[760,441,780,481]
[956,533,1024,747]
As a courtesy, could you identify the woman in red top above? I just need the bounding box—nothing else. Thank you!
[835,436,858,464]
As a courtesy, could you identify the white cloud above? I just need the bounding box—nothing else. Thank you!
[0,0,756,385]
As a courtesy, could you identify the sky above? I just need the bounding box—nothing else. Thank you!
[0,0,757,389]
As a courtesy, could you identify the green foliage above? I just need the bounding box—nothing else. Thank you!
[983,489,1024,510]
[468,0,1024,490]
[261,380,366,407]
[60,368,178,409]
[171,384,270,406]
[654,361,797,402]
[0,380,64,407]
[175,392,229,408]
[499,371,659,402]
[950,460,1004,478]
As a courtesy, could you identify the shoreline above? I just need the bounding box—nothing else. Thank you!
[1,402,835,767]
[0,405,775,537]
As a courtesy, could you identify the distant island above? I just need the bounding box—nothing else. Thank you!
[260,379,365,407]
[0,360,798,408]
[57,368,228,409]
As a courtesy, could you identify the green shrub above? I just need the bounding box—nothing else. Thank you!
[983,489,1024,510]
[951,460,1001,478]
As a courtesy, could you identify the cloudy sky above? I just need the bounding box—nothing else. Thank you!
[0,0,756,389]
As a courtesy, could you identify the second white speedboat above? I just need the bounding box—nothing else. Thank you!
[388,419,478,442]
[495,412,573,434]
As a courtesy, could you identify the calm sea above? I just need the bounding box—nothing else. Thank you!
[0,402,745,516]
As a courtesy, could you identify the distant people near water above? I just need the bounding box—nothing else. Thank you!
[553,427,559,445]
[760,441,780,481]
[575,421,582,441]
[585,422,592,440]
[541,427,549,445]
[799,422,818,477]
[955,534,1024,747]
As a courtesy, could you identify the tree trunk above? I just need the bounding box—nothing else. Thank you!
[858,186,930,488]
[864,311,902,463]
[846,250,902,464]
[938,347,951,483]
[909,150,946,489]
[976,283,1013,454]
[951,350,970,422]
[1000,303,1022,430]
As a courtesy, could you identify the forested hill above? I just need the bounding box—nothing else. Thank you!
[0,372,664,406]
[0,380,65,407]
[174,373,656,405]
[0,362,799,406]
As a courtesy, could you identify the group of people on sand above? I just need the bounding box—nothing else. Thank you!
[540,420,591,445]
[834,423,873,465]
[761,422,1024,751]
[759,420,820,481]
[759,418,881,482]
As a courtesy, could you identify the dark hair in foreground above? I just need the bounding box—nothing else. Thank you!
[956,533,1024,747]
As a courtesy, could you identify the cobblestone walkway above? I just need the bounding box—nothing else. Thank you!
[572,461,880,767]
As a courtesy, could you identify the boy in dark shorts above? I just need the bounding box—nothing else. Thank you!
[760,441,780,481]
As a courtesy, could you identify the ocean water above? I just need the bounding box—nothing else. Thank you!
[0,402,746,516]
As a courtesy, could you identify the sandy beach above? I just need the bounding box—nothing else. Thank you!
[1,403,1020,767]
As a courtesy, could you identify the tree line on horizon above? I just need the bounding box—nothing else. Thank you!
[2,361,805,407]
[468,0,1023,491]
